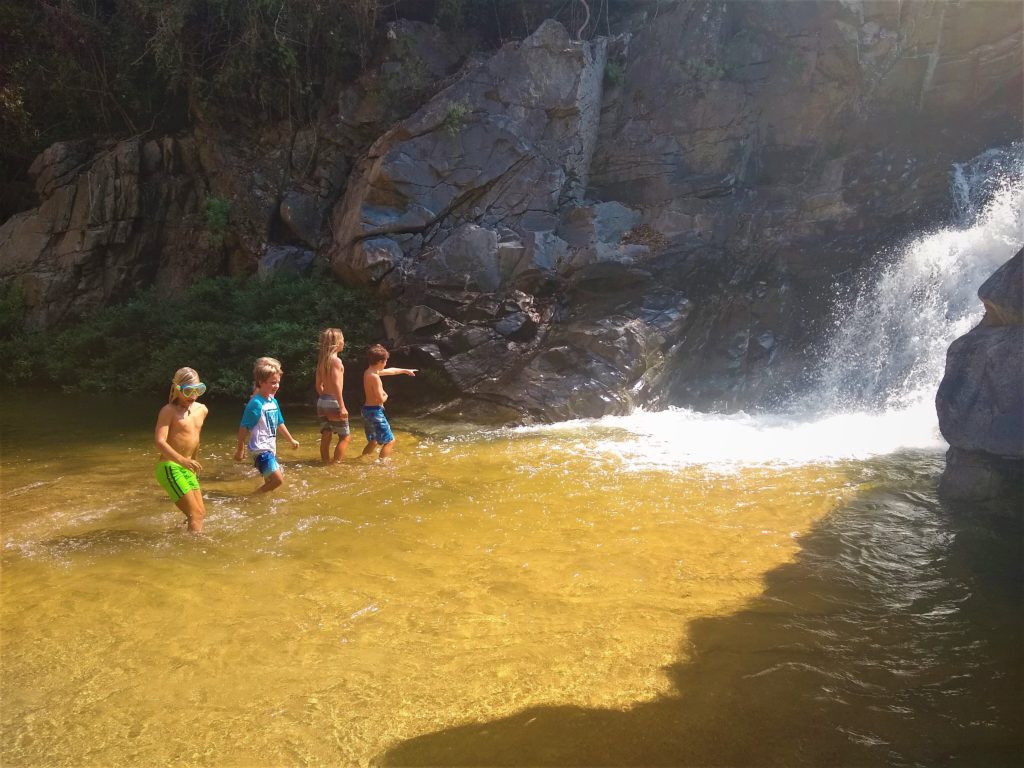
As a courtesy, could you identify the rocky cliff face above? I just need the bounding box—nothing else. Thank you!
[2,2,1021,421]
[585,1,1015,409]
[0,18,460,330]
[0,137,219,328]
[327,2,1022,418]
[327,20,645,418]
[936,249,1023,506]
[589,0,1023,410]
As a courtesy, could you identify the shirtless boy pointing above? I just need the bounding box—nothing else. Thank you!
[361,344,416,461]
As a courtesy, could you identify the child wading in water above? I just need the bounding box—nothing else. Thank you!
[315,328,351,463]
[153,367,209,532]
[235,357,300,493]
[361,344,416,461]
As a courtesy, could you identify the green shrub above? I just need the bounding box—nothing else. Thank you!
[0,282,37,383]
[435,0,468,30]
[685,58,725,82]
[0,275,379,400]
[0,281,25,339]
[203,195,231,247]
[441,101,471,137]
[604,60,625,87]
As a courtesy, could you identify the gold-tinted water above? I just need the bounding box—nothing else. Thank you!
[0,396,857,766]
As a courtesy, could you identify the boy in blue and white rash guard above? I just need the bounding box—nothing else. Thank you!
[234,357,300,493]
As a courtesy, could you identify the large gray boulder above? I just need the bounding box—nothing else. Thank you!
[329,19,608,288]
[936,249,1024,506]
[258,245,316,278]
[328,20,660,420]
[937,325,1024,456]
[978,250,1024,326]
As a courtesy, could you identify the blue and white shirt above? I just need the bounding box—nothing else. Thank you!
[241,394,284,453]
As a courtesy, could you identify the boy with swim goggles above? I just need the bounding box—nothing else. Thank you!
[154,368,210,533]
[177,382,207,398]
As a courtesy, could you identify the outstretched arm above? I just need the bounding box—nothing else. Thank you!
[380,368,417,377]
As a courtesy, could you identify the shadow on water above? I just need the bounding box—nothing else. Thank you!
[380,463,1024,767]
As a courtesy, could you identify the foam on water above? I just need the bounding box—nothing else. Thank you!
[516,400,943,471]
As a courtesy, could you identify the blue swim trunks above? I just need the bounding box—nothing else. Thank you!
[253,450,280,477]
[362,405,395,445]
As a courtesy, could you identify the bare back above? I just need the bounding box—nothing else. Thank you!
[316,356,344,399]
[155,401,208,461]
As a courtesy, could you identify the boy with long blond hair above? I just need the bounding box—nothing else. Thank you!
[315,328,350,463]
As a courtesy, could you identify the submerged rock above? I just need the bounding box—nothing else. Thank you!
[938,448,1024,506]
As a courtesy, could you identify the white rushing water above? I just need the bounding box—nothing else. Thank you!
[522,145,1024,469]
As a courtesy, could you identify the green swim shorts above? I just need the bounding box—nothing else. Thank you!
[155,461,201,501]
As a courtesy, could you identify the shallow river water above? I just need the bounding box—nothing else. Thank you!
[1,393,1020,767]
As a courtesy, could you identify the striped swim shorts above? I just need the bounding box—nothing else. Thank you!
[155,461,201,501]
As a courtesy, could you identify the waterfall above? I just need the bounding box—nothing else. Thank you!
[519,145,1024,469]
[808,143,1023,414]
[951,143,1024,227]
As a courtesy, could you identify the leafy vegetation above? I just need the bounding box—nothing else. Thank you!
[363,35,431,118]
[203,195,231,247]
[2,0,619,222]
[604,60,626,88]
[685,58,726,83]
[441,101,471,137]
[0,275,379,401]
[0,0,387,221]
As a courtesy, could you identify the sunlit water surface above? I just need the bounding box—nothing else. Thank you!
[1,394,1020,767]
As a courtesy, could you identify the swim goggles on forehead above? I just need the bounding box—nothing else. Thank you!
[177,382,207,398]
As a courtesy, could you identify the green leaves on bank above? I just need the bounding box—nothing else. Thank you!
[0,275,378,400]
